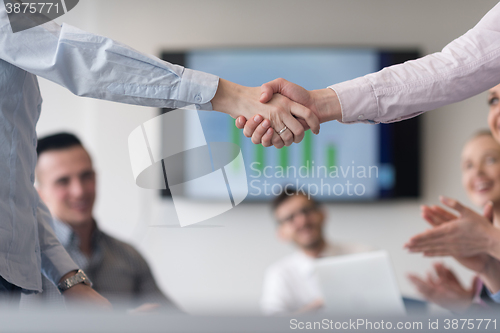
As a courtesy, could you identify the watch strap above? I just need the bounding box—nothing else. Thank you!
[57,269,92,293]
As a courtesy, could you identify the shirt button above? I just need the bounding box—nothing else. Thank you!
[358,114,364,120]
[32,138,37,147]
[194,94,202,103]
[396,117,402,121]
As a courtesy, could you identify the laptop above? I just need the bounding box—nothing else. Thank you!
[315,250,406,316]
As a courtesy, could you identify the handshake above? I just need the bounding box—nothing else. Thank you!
[211,78,343,149]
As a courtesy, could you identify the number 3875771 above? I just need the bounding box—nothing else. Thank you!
[5,2,59,14]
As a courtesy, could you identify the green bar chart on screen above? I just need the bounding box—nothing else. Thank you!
[255,144,265,171]
[303,131,313,169]
[279,146,289,169]
[327,144,337,168]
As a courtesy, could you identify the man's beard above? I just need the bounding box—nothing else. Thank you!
[300,235,323,250]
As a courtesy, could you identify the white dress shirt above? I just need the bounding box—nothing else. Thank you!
[261,242,370,315]
[330,2,500,124]
[0,7,218,292]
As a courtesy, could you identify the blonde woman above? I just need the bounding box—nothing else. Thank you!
[408,130,500,312]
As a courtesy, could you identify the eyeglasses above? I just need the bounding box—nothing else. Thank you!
[277,205,318,225]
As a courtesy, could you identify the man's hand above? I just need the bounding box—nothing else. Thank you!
[235,78,341,147]
[408,262,476,313]
[212,79,320,148]
[295,299,324,314]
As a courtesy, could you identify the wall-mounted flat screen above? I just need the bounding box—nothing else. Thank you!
[161,48,421,201]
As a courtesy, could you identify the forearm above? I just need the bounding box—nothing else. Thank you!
[211,79,247,117]
[478,257,500,294]
[330,2,500,124]
[486,227,500,261]
[211,79,268,119]
[311,88,342,123]
[0,9,218,110]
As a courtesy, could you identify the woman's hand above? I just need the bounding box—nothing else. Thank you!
[408,262,476,313]
[405,196,495,259]
[421,204,459,227]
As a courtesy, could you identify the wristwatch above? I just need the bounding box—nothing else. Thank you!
[57,269,93,293]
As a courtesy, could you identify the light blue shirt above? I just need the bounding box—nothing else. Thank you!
[486,287,500,304]
[0,6,218,292]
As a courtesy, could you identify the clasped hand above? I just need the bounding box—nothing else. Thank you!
[211,78,341,149]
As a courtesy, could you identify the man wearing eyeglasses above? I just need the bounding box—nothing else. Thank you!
[260,188,371,315]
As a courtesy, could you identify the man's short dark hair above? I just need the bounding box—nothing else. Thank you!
[271,186,317,211]
[37,132,82,157]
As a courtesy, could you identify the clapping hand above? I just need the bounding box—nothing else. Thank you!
[405,196,494,274]
[408,262,477,313]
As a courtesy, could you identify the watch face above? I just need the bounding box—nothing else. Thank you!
[75,270,92,287]
[80,271,92,287]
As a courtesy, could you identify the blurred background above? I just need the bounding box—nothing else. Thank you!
[36,0,499,314]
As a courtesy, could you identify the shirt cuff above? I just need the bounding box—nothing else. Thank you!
[177,68,219,111]
[41,253,79,289]
[486,287,500,303]
[328,76,379,124]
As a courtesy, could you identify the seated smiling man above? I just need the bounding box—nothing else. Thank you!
[261,188,371,315]
[21,133,176,310]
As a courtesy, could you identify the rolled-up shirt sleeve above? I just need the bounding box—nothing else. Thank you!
[36,199,78,288]
[0,9,219,110]
[330,2,500,124]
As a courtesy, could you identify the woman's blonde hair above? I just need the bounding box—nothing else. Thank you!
[470,129,493,140]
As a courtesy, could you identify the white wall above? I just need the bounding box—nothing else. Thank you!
[36,0,499,314]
